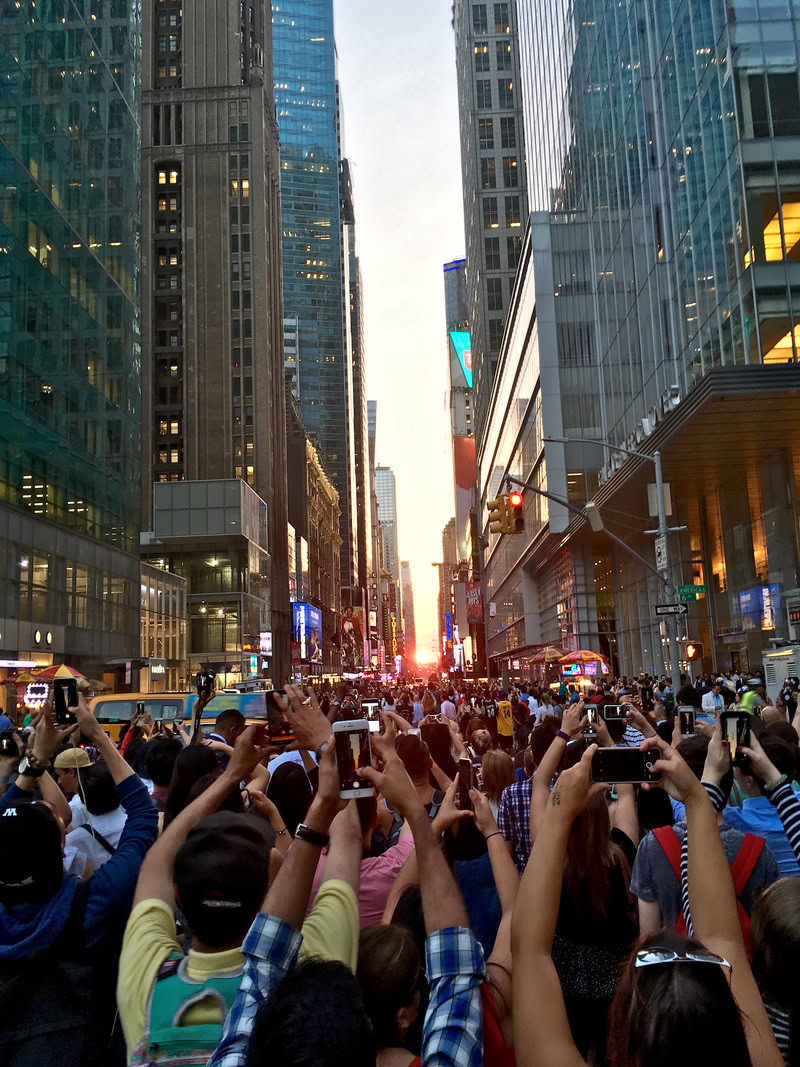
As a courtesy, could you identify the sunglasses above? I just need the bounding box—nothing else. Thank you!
[635,947,731,970]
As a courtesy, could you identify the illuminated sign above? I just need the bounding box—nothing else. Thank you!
[259,631,273,655]
[149,660,166,677]
[391,614,398,658]
[0,660,37,669]
[293,603,322,663]
[24,682,49,711]
[449,330,473,389]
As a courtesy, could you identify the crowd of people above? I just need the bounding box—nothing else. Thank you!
[1,668,800,1065]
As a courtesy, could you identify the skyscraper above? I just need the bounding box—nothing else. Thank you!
[400,560,417,669]
[347,195,372,596]
[452,0,529,444]
[0,0,142,686]
[374,465,399,583]
[272,2,358,590]
[140,0,290,683]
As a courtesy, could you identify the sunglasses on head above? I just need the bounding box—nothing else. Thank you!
[635,947,731,970]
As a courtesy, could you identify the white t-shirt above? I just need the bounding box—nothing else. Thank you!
[267,749,318,776]
[67,806,127,869]
[440,700,457,721]
[69,794,88,830]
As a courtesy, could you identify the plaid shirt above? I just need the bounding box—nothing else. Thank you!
[208,918,485,1067]
[497,776,533,873]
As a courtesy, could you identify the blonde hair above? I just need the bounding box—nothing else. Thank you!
[421,692,436,715]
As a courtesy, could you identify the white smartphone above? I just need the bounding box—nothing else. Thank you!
[332,719,375,799]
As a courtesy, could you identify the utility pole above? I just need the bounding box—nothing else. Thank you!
[653,450,682,691]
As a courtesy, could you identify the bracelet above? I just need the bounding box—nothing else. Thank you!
[485,830,502,842]
[763,773,788,796]
[555,730,571,743]
[275,826,288,836]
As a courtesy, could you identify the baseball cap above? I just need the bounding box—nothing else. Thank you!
[54,747,91,770]
[0,801,63,904]
[747,677,764,687]
[173,812,271,945]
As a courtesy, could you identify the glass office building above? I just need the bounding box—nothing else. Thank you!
[480,0,800,678]
[0,0,141,685]
[272,1,356,588]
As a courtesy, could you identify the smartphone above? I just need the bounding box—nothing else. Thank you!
[408,727,421,737]
[591,747,661,784]
[174,719,184,728]
[361,698,380,718]
[470,696,477,709]
[721,712,750,765]
[679,708,696,738]
[603,704,628,721]
[583,705,598,737]
[196,670,216,697]
[0,732,18,757]
[53,679,78,726]
[332,719,374,799]
[136,701,146,717]
[367,719,381,734]
[458,756,474,811]
[153,719,162,731]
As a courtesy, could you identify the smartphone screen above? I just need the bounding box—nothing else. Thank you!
[361,699,380,718]
[603,704,627,721]
[591,747,661,784]
[334,723,372,794]
[53,679,78,725]
[368,720,381,734]
[586,706,598,725]
[679,709,695,737]
[722,712,750,765]
[458,757,474,811]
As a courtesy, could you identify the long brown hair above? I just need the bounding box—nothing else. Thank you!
[563,792,617,921]
[481,750,515,803]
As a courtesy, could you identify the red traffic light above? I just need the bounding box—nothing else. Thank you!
[508,492,523,507]
[685,642,702,660]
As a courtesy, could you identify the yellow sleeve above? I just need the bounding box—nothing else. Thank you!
[299,878,360,971]
[116,898,181,1059]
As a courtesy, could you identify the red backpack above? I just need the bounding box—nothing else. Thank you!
[653,826,763,947]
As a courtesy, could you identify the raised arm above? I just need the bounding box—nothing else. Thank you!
[73,696,136,786]
[530,701,586,843]
[741,731,800,866]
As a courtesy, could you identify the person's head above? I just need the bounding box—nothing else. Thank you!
[80,761,119,816]
[469,728,492,759]
[564,791,614,920]
[421,691,436,716]
[213,709,246,744]
[419,721,456,779]
[53,746,91,796]
[245,959,376,1067]
[677,733,734,802]
[0,799,63,905]
[736,734,798,797]
[608,929,750,1067]
[605,717,627,744]
[145,737,183,788]
[529,717,560,769]
[357,924,421,1052]
[481,749,515,802]
[676,684,700,709]
[748,677,765,693]
[186,772,244,816]
[163,744,221,829]
[766,718,799,746]
[395,734,432,784]
[761,706,786,727]
[173,812,271,949]
[266,761,313,836]
[750,876,800,1011]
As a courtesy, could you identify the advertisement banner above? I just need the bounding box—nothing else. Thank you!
[342,606,366,670]
[465,582,483,624]
[292,603,323,663]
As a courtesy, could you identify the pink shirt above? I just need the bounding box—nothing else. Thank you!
[309,834,416,927]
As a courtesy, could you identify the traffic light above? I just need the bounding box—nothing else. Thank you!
[487,496,505,535]
[679,640,704,661]
[507,491,524,533]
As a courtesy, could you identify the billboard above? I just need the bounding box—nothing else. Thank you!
[292,603,322,663]
[449,330,473,389]
[342,606,366,670]
[739,584,782,631]
[465,582,483,624]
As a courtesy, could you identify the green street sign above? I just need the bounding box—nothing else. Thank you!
[677,584,706,602]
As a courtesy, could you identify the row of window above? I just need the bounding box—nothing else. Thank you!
[482,194,522,229]
[485,234,522,271]
[153,159,184,475]
[479,116,516,149]
[474,39,512,72]
[155,0,182,87]
[153,104,182,147]
[472,3,509,34]
[480,155,518,189]
[477,78,515,110]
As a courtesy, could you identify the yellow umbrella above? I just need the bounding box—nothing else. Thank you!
[559,649,606,665]
[34,664,86,681]
[530,646,566,664]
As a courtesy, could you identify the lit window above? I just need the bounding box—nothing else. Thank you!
[241,178,249,198]
[157,170,167,184]
[170,448,179,463]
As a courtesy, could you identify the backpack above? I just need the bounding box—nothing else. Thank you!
[653,826,764,945]
[0,881,117,1066]
[129,953,244,1067]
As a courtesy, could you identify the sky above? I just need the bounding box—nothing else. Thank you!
[333,0,464,662]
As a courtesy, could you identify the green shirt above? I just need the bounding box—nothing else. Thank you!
[740,690,762,714]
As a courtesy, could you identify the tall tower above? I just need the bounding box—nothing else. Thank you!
[452,0,529,446]
[400,561,417,669]
[374,466,400,583]
[272,2,358,590]
[140,0,290,681]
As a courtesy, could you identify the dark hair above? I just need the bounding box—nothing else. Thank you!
[766,720,799,749]
[390,884,427,963]
[676,685,701,709]
[751,876,800,1032]
[357,925,421,1050]
[395,734,431,780]
[757,735,799,790]
[266,761,312,837]
[564,791,618,921]
[636,786,675,831]
[185,772,243,814]
[608,930,751,1067]
[677,734,734,801]
[163,745,220,829]
[144,738,182,787]
[530,717,560,768]
[214,709,246,736]
[420,722,456,779]
[356,793,378,837]
[244,959,376,1067]
[80,762,119,816]
[606,717,627,744]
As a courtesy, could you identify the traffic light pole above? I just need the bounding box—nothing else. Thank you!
[653,451,682,693]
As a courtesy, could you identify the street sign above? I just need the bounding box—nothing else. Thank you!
[678,584,707,602]
[655,603,689,617]
[654,535,667,571]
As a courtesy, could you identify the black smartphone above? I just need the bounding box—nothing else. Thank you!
[136,701,146,717]
[603,704,627,721]
[361,698,380,718]
[591,747,661,784]
[679,708,696,738]
[196,670,216,697]
[0,732,18,757]
[53,679,78,726]
[153,719,162,731]
[458,756,474,811]
[721,712,750,765]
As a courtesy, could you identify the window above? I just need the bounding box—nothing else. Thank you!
[480,157,496,189]
[474,41,489,71]
[500,116,516,148]
[487,276,503,311]
[503,156,518,187]
[170,419,180,434]
[496,40,511,70]
[488,317,504,352]
[485,236,501,269]
[476,79,492,109]
[483,197,499,229]
[498,79,514,108]
[505,194,521,227]
[472,3,488,33]
[494,3,509,32]
[507,234,521,269]
[479,118,494,150]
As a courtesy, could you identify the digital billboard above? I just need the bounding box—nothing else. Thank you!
[342,606,366,670]
[292,602,322,663]
[449,330,473,389]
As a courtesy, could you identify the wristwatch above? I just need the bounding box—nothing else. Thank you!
[294,822,330,848]
[18,756,46,778]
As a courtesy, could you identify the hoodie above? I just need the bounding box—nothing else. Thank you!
[724,790,800,877]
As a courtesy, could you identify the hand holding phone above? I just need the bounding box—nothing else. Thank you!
[679,708,696,738]
[333,719,374,798]
[53,679,78,726]
[721,712,750,765]
[591,747,661,784]
[458,756,474,811]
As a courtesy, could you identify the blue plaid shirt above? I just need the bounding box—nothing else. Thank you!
[208,917,485,1066]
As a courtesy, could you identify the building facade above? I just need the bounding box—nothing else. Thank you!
[452,0,529,444]
[400,560,417,670]
[0,0,142,686]
[479,0,800,680]
[140,562,188,691]
[375,465,400,583]
[272,1,358,591]
[140,0,290,681]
